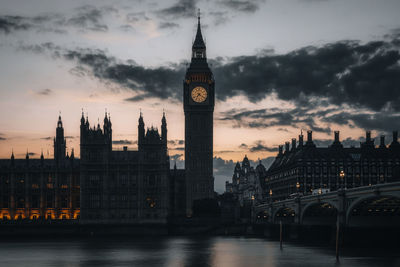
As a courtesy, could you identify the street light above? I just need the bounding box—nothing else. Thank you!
[269,189,273,203]
[340,170,345,190]
[296,181,300,193]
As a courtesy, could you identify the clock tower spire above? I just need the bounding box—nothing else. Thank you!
[184,12,215,216]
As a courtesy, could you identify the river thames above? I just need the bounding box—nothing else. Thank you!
[0,237,398,267]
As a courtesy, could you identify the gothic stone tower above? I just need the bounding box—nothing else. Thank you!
[54,114,66,165]
[184,15,215,216]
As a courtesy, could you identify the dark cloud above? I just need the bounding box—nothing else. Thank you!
[112,139,134,145]
[168,139,185,146]
[218,107,332,134]
[66,5,117,32]
[157,0,198,19]
[59,48,186,101]
[0,5,117,34]
[36,88,53,96]
[158,22,180,29]
[65,136,76,139]
[213,39,400,112]
[249,140,278,152]
[18,31,400,134]
[239,143,248,149]
[40,137,52,140]
[322,112,400,134]
[0,137,6,141]
[126,12,150,23]
[21,34,400,113]
[0,16,33,33]
[277,128,289,132]
[218,0,264,13]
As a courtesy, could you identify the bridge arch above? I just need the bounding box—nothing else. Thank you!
[346,194,400,227]
[301,201,338,225]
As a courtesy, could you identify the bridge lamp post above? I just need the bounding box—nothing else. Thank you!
[296,181,300,193]
[340,170,345,190]
[269,189,273,203]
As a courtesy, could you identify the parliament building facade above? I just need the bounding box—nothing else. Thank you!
[0,16,214,223]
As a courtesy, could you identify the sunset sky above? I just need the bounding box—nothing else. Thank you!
[1,0,400,191]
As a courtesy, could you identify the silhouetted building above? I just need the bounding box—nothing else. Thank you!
[183,14,215,216]
[264,130,400,201]
[0,115,80,221]
[225,155,264,205]
[0,16,218,223]
[79,112,170,224]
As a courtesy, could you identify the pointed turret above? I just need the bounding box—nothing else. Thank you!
[138,110,145,150]
[192,10,206,53]
[161,110,167,146]
[54,113,66,164]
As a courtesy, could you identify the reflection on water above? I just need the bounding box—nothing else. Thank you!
[0,237,399,267]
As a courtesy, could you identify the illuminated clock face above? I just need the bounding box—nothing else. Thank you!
[191,86,207,103]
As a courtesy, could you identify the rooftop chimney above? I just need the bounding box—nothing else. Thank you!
[393,131,398,143]
[366,131,371,142]
[380,135,386,148]
[306,130,314,146]
[278,145,283,156]
[291,138,296,150]
[285,142,290,153]
[299,133,304,147]
[334,131,340,143]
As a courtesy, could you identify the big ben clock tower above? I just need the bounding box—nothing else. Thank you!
[184,13,215,216]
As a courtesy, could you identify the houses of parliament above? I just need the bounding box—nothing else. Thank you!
[0,15,215,223]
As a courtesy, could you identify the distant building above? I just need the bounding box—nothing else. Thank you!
[263,130,400,201]
[225,155,265,205]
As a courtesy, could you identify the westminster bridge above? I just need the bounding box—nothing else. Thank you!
[253,181,400,228]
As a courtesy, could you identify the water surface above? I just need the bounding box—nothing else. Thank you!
[0,237,398,267]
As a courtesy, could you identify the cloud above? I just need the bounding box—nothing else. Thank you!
[168,139,185,146]
[18,31,400,134]
[0,137,6,141]
[40,137,52,140]
[112,139,134,145]
[158,22,180,29]
[36,88,53,96]
[322,112,400,133]
[218,0,265,13]
[156,0,197,19]
[249,140,278,152]
[126,12,150,23]
[213,39,400,112]
[66,5,113,32]
[0,5,118,34]
[0,16,34,34]
[218,106,332,133]
[209,11,230,25]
